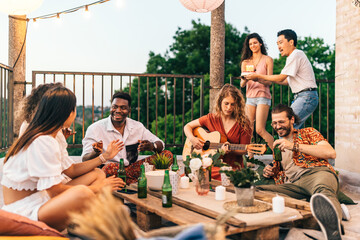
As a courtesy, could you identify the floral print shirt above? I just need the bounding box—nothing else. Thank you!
[271,127,336,184]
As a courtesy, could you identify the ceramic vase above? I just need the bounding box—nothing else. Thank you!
[194,168,210,196]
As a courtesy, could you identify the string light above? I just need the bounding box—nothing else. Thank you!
[9,0,110,23]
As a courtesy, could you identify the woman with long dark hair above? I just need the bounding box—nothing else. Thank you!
[240,33,274,149]
[1,87,124,231]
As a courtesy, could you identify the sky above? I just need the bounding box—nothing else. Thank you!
[0,0,336,103]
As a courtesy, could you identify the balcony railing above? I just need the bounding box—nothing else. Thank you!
[230,77,335,145]
[32,71,205,152]
[0,63,14,153]
[0,70,334,154]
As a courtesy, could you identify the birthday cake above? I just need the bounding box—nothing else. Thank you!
[241,64,255,76]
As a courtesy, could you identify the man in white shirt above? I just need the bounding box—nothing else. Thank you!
[82,92,171,184]
[246,29,318,129]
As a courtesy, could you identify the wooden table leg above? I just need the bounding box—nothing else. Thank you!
[137,206,162,231]
[241,225,279,240]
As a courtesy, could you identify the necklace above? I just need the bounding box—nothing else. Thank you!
[251,55,263,71]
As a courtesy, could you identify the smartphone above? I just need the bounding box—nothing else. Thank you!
[117,189,137,194]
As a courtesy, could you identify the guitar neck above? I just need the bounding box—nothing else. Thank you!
[208,143,247,151]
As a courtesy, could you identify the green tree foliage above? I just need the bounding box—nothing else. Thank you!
[68,21,336,157]
[146,19,248,78]
[128,21,336,148]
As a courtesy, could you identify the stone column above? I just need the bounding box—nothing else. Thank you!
[209,1,225,113]
[335,1,360,173]
[9,15,27,138]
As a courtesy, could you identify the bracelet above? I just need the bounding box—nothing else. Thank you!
[292,142,299,152]
[99,154,107,164]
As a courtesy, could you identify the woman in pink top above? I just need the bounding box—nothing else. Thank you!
[240,33,274,149]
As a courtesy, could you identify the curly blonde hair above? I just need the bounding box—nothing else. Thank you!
[213,84,250,132]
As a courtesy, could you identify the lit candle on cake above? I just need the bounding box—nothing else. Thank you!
[245,64,255,72]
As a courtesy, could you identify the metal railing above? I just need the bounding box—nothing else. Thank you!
[32,71,204,150]
[0,63,14,153]
[23,71,335,153]
[230,77,335,145]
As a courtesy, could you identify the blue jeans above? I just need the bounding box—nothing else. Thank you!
[291,90,318,129]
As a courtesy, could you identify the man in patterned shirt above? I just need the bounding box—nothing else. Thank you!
[257,104,344,239]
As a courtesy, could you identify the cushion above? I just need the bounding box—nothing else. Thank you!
[254,166,275,186]
[337,191,357,205]
[0,209,64,237]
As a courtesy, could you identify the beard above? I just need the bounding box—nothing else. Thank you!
[111,111,127,124]
[275,123,292,137]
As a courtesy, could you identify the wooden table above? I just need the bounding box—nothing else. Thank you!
[113,180,316,240]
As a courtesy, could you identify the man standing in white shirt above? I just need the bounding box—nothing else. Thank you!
[82,92,172,184]
[246,29,318,129]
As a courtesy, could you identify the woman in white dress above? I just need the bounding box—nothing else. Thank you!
[1,86,124,231]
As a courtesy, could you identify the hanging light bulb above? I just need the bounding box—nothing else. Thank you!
[83,5,91,18]
[32,18,39,28]
[56,13,62,25]
[179,0,224,13]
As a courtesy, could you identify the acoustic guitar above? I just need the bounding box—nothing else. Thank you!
[182,127,266,160]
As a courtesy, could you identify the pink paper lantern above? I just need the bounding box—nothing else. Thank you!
[0,0,43,15]
[179,0,224,13]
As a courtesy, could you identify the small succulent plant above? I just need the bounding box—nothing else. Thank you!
[151,153,172,170]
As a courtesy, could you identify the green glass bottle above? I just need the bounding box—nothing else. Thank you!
[162,170,172,208]
[118,158,127,184]
[171,155,179,172]
[138,165,147,198]
[273,136,282,162]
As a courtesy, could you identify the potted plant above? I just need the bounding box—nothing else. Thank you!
[151,153,172,170]
[220,156,261,207]
[145,154,174,191]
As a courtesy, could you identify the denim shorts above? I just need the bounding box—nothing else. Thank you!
[246,97,271,107]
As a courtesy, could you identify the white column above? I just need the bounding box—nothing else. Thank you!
[335,1,360,172]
